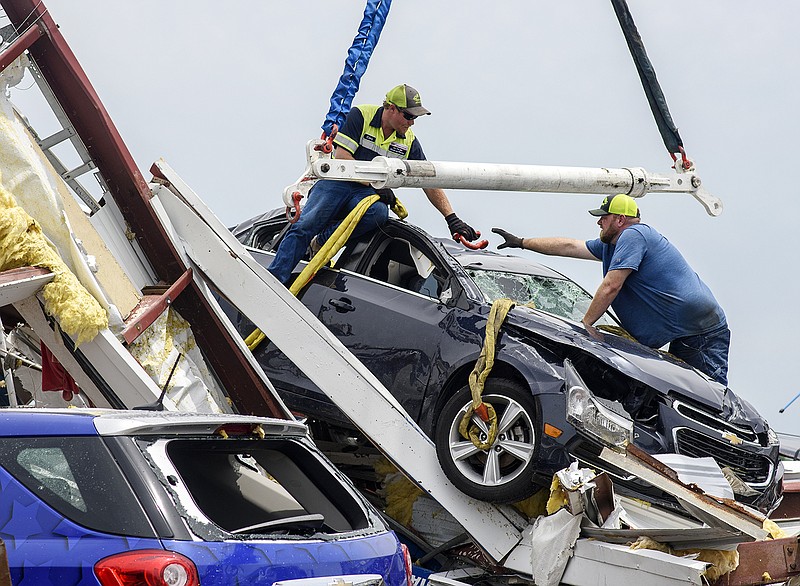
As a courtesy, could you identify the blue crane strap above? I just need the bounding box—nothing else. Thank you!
[610,0,684,158]
[321,0,393,137]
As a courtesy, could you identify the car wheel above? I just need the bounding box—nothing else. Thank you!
[434,379,540,503]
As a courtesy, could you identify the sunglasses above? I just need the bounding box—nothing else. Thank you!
[398,107,418,121]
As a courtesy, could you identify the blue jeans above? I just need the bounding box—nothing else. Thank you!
[268,180,389,284]
[668,323,731,386]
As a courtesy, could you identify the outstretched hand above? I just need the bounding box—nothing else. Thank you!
[492,227,523,249]
[445,213,478,241]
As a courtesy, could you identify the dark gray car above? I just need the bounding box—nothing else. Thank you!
[225,211,782,513]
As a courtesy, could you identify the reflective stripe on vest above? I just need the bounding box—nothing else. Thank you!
[356,104,416,159]
[335,133,359,153]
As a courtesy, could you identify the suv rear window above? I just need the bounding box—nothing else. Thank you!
[140,436,371,538]
[0,437,155,536]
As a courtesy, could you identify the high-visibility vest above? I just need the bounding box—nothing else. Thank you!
[335,104,416,160]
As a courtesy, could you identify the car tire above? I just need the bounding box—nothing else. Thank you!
[434,379,540,503]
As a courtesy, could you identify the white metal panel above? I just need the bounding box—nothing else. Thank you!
[561,539,708,585]
[653,453,734,500]
[615,495,705,530]
[0,270,52,305]
[89,194,158,291]
[600,447,769,540]
[530,509,582,586]
[75,328,163,408]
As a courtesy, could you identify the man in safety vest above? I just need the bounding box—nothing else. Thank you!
[268,84,478,285]
[492,194,730,386]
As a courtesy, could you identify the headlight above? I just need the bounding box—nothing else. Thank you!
[565,359,633,448]
[767,427,779,446]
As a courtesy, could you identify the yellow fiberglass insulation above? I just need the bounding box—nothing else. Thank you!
[630,535,739,582]
[374,458,422,527]
[0,184,107,345]
[546,474,570,515]
[513,487,550,519]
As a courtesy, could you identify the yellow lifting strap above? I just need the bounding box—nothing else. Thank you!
[459,298,516,450]
[596,323,636,341]
[245,194,408,351]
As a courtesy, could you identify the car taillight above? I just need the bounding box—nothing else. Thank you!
[400,543,413,586]
[94,550,199,586]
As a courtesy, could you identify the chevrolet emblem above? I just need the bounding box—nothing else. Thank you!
[722,431,743,445]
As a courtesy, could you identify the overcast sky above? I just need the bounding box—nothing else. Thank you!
[8,1,800,423]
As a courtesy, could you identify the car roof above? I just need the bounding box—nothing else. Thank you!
[0,408,307,437]
[230,209,281,238]
[232,208,576,281]
[445,246,572,279]
[416,232,571,280]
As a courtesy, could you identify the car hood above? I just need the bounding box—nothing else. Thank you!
[504,305,766,432]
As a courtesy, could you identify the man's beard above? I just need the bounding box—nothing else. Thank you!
[599,229,615,244]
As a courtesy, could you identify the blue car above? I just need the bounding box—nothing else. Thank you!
[0,409,411,586]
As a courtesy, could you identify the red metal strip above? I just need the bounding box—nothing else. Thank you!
[121,269,193,345]
[0,266,51,285]
[0,22,42,72]
[710,537,800,585]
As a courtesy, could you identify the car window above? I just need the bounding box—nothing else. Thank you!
[18,447,85,510]
[239,221,287,251]
[466,268,616,325]
[140,436,370,538]
[0,437,155,537]
[335,237,373,272]
[361,237,444,297]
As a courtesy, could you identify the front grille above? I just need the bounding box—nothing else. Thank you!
[674,400,758,444]
[675,427,771,485]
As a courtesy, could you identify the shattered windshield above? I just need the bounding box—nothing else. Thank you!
[466,268,614,325]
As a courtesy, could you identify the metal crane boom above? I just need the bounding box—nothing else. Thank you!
[310,156,723,216]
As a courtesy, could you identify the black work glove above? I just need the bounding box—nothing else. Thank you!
[376,188,396,207]
[445,213,478,241]
[492,227,523,249]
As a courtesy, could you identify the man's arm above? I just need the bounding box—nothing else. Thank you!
[582,268,632,337]
[423,187,479,241]
[334,146,355,160]
[493,228,597,260]
[521,237,597,260]
[423,187,453,216]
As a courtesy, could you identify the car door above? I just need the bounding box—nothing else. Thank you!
[231,221,453,426]
[313,228,452,423]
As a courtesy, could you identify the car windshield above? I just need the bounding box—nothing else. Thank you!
[466,267,615,325]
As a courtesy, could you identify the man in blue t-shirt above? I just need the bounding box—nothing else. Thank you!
[492,194,730,385]
[268,84,478,285]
